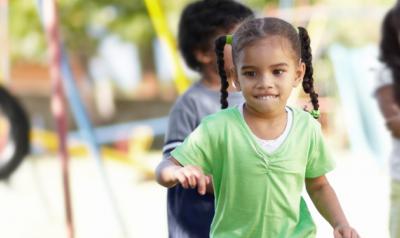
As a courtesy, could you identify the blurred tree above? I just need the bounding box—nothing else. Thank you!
[9,0,190,71]
[9,0,278,64]
[10,1,45,62]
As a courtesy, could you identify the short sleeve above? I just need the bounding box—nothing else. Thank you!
[171,120,214,175]
[163,99,197,160]
[305,123,336,178]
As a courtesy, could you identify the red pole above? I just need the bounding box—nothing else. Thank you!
[42,0,74,237]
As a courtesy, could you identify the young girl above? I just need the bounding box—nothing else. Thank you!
[157,17,359,238]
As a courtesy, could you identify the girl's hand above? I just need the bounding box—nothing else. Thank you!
[334,225,360,238]
[173,165,210,195]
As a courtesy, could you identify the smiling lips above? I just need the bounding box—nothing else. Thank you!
[254,94,278,100]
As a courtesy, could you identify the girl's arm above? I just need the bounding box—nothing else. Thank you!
[306,175,359,238]
[155,157,210,195]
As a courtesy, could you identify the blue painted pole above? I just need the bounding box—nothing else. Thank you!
[36,1,129,237]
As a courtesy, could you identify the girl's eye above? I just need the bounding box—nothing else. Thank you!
[273,69,285,75]
[242,71,257,78]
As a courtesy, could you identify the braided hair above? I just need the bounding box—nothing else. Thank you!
[215,17,320,118]
[215,36,230,109]
[298,27,319,113]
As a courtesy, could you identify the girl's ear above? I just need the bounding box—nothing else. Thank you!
[293,61,305,88]
[194,50,213,64]
[231,70,241,91]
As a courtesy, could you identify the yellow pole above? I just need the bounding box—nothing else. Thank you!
[144,0,190,94]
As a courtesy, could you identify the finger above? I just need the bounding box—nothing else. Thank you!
[343,229,352,238]
[189,174,197,188]
[351,230,359,238]
[175,173,189,189]
[189,167,204,188]
[189,166,204,188]
[205,176,211,185]
[334,229,342,238]
[197,175,207,195]
[183,170,196,188]
[188,168,206,195]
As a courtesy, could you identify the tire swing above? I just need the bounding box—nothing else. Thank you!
[0,86,30,180]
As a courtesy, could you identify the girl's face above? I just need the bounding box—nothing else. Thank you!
[233,36,305,116]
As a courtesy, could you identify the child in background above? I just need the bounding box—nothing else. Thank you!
[162,1,253,237]
[375,3,400,237]
[157,17,359,237]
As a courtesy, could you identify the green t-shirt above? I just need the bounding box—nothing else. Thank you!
[171,107,335,238]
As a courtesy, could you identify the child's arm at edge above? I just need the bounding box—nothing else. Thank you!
[306,175,360,238]
[376,85,400,138]
[156,157,210,195]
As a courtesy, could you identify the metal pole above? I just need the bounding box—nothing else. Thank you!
[41,0,74,237]
[37,0,129,237]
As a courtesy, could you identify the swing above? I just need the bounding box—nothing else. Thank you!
[0,86,30,179]
[0,0,30,180]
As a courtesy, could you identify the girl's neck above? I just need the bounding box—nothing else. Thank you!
[243,104,288,140]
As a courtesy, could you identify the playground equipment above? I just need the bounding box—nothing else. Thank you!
[0,87,30,179]
[33,0,181,237]
[144,0,190,94]
[0,0,30,180]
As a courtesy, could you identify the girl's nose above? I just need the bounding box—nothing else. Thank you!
[257,74,273,88]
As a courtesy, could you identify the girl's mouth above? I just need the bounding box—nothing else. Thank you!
[255,95,278,100]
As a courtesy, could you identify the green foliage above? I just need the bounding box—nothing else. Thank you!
[245,0,278,8]
[9,0,391,64]
[10,0,154,62]
[10,1,45,62]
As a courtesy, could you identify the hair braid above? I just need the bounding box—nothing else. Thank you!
[298,27,319,117]
[215,36,229,109]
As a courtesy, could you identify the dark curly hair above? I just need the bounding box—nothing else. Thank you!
[178,0,253,71]
[379,2,400,106]
[215,17,319,118]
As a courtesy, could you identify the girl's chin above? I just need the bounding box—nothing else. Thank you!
[245,103,285,115]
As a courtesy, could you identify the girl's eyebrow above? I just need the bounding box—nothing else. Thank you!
[270,63,288,67]
[240,65,256,70]
[241,63,288,70]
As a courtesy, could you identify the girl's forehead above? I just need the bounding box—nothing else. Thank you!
[237,36,297,63]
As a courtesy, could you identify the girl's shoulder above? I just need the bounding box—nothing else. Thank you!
[290,107,322,130]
